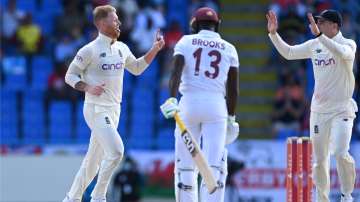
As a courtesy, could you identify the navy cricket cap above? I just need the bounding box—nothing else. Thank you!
[315,9,342,27]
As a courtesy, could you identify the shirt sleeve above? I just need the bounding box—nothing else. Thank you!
[173,36,187,56]
[317,34,356,60]
[124,44,149,75]
[124,44,137,65]
[269,33,313,60]
[65,63,83,88]
[71,45,93,70]
[229,44,239,68]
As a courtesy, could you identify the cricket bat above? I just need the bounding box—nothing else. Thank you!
[174,113,218,194]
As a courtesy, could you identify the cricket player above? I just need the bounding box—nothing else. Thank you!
[160,7,239,202]
[267,9,358,202]
[63,5,164,202]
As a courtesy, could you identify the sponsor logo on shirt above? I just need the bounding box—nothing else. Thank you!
[314,125,319,134]
[101,63,124,70]
[315,49,322,53]
[314,58,335,67]
[105,116,110,124]
[76,55,83,62]
[100,52,106,57]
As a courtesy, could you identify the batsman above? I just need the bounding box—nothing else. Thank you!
[160,7,239,202]
[267,9,358,202]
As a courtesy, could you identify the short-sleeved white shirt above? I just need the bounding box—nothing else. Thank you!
[71,33,136,106]
[173,30,239,96]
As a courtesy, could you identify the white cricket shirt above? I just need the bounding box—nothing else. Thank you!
[269,31,357,113]
[174,30,239,96]
[70,33,142,106]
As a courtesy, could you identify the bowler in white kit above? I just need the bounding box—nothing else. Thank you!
[160,7,239,202]
[267,9,358,202]
[63,5,164,202]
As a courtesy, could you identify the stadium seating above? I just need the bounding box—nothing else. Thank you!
[33,12,54,36]
[0,90,18,144]
[16,0,37,14]
[31,55,53,90]
[22,90,46,144]
[75,101,90,143]
[2,56,27,91]
[49,101,73,143]
[134,59,159,89]
[155,128,175,150]
[41,0,63,16]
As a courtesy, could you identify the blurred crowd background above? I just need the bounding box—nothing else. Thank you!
[1,0,360,201]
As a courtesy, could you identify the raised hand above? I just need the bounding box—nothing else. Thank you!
[266,10,278,34]
[152,29,165,51]
[307,13,321,36]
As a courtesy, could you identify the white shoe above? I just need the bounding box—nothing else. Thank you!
[62,196,81,202]
[341,194,353,202]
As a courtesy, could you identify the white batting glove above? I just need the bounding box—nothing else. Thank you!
[225,115,239,145]
[160,97,179,119]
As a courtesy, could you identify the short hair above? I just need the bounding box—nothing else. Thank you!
[93,5,116,23]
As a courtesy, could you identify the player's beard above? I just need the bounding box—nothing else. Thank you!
[115,28,120,38]
[114,25,120,39]
[104,24,120,40]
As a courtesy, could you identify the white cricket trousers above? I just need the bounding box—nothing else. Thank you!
[174,93,228,202]
[310,101,357,202]
[66,103,124,201]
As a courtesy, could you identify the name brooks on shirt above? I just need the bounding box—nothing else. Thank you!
[101,62,124,70]
[192,38,225,50]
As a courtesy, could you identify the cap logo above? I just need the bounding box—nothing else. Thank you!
[206,11,213,16]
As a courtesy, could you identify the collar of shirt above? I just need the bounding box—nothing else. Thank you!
[198,30,220,38]
[98,32,116,45]
[331,31,343,42]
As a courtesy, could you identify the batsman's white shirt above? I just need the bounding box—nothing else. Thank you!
[71,33,143,106]
[174,30,239,96]
[269,31,357,114]
[172,30,239,202]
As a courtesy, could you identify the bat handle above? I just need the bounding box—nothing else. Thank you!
[174,113,186,132]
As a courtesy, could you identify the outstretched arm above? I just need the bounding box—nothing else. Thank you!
[307,13,356,60]
[266,10,312,60]
[126,30,165,75]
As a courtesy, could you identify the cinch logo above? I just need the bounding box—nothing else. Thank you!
[101,63,124,70]
[314,58,335,66]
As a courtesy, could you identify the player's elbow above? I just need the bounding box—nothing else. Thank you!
[134,69,145,76]
[64,73,80,88]
[127,60,149,76]
[279,52,293,60]
[64,73,72,86]
[128,69,142,76]
[340,52,355,60]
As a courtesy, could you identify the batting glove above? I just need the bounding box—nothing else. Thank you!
[225,115,239,145]
[160,97,179,119]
